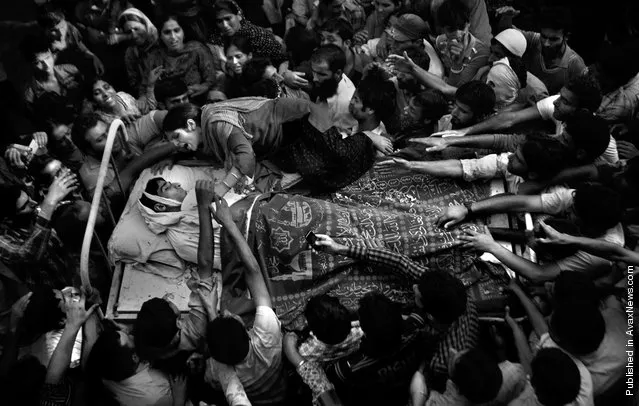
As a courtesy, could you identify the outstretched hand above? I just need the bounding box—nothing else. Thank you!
[459,226,498,252]
[64,294,99,329]
[376,157,412,170]
[386,51,417,74]
[430,129,467,138]
[409,136,449,152]
[312,234,347,255]
[436,205,468,229]
[534,221,573,246]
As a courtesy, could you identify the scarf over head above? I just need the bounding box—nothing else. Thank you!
[487,57,521,109]
[119,8,158,48]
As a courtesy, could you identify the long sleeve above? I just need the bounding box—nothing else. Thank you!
[297,361,336,402]
[227,126,257,176]
[0,216,53,266]
[344,246,428,282]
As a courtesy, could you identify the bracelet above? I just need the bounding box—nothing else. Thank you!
[229,172,241,180]
[296,359,306,369]
[222,181,232,189]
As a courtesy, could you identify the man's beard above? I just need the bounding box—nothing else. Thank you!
[311,76,340,101]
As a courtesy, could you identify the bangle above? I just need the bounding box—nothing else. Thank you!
[230,172,240,180]
[222,181,232,189]
[296,359,306,369]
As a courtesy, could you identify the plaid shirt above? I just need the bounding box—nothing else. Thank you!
[0,215,73,289]
[298,321,364,363]
[345,245,480,390]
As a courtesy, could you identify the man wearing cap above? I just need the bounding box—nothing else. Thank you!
[361,13,444,78]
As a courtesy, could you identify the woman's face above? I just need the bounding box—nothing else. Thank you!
[161,19,185,51]
[92,80,118,109]
[375,0,396,17]
[225,45,251,75]
[216,10,242,37]
[124,21,148,46]
[166,121,201,152]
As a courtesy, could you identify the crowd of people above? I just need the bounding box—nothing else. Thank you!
[0,0,638,405]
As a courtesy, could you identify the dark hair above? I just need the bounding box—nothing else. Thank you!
[84,76,117,103]
[506,55,528,88]
[564,112,610,163]
[213,0,242,17]
[88,329,139,381]
[573,184,623,235]
[531,348,581,406]
[22,287,66,342]
[455,81,496,119]
[145,177,165,196]
[0,184,24,220]
[537,6,573,33]
[357,65,397,123]
[285,26,319,67]
[155,78,189,102]
[134,298,180,359]
[206,316,250,365]
[595,42,639,90]
[225,35,253,55]
[311,44,346,73]
[437,0,470,31]
[241,57,274,84]
[163,103,202,132]
[564,73,602,113]
[520,135,567,180]
[552,271,599,308]
[71,113,105,152]
[417,270,467,324]
[550,304,605,355]
[21,31,52,61]
[412,89,449,122]
[452,349,503,403]
[319,18,355,42]
[304,294,351,345]
[5,355,47,405]
[623,157,639,191]
[358,292,403,356]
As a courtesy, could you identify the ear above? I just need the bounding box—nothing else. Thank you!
[153,203,167,212]
[344,39,352,49]
[176,316,183,330]
[186,118,197,132]
[334,69,343,80]
[248,52,253,60]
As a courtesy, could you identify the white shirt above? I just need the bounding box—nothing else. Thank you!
[103,364,173,406]
[535,95,618,165]
[326,74,357,136]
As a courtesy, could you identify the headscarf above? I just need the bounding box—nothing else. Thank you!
[209,0,246,45]
[119,8,158,47]
[486,57,520,109]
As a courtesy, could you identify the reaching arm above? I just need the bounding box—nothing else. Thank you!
[211,195,271,308]
[459,105,542,136]
[196,184,215,281]
[45,296,98,384]
[510,281,548,337]
[505,307,533,375]
[400,159,464,178]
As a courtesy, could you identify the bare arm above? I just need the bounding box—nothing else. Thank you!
[408,159,464,178]
[518,164,599,195]
[211,195,272,308]
[505,307,533,375]
[510,281,548,337]
[462,105,542,135]
[196,183,215,281]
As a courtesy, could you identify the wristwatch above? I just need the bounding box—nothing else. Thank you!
[463,201,474,216]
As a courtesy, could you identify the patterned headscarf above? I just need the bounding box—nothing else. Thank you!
[119,8,158,47]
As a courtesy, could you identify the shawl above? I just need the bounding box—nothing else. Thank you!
[200,97,271,162]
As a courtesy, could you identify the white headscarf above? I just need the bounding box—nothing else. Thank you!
[487,58,521,109]
[119,8,158,46]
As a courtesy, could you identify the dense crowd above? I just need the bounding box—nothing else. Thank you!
[0,0,638,405]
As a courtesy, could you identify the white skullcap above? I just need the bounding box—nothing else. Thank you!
[494,29,527,58]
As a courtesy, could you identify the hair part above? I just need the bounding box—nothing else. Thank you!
[550,303,605,355]
[417,270,467,324]
[531,348,582,406]
[134,298,180,360]
[437,0,471,31]
[357,65,398,123]
[305,294,352,345]
[452,349,503,403]
[163,103,201,132]
[206,317,250,365]
[564,73,602,113]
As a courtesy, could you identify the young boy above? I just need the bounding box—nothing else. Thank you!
[319,18,369,85]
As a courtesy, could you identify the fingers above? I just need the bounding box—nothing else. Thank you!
[86,303,99,318]
[444,219,459,230]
